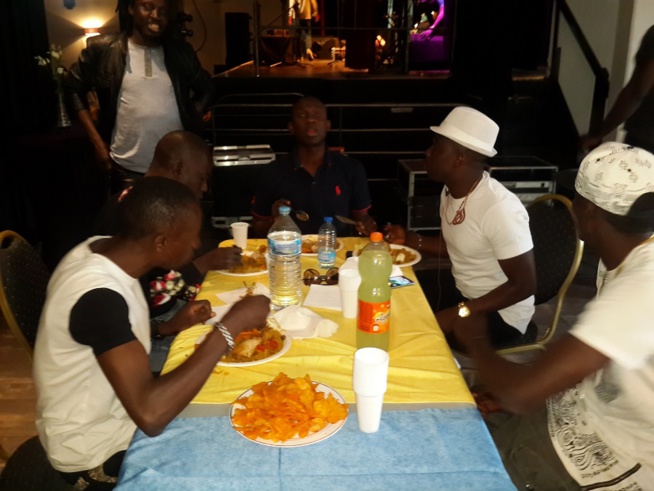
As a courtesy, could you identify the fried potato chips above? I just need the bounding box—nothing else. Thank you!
[231,372,348,443]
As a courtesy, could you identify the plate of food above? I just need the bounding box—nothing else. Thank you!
[218,246,268,276]
[195,324,290,367]
[301,235,344,256]
[230,372,348,447]
[353,244,422,267]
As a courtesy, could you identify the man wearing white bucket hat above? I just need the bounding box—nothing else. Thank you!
[456,142,654,488]
[385,106,536,350]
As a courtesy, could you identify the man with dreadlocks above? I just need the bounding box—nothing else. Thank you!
[65,0,216,195]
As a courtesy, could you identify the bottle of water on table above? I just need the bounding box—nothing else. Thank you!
[317,216,337,269]
[268,205,302,309]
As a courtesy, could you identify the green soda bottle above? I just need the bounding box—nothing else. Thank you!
[357,232,393,350]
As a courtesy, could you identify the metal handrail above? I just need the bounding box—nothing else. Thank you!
[551,0,609,133]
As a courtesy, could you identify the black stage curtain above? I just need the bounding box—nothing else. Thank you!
[0,0,51,240]
[0,0,51,139]
[342,0,387,70]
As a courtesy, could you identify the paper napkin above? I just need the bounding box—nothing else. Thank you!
[216,283,270,305]
[302,284,341,311]
[271,305,338,339]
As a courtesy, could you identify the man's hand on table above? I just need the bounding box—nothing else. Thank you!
[435,306,459,334]
[355,214,378,237]
[383,224,408,244]
[193,246,242,275]
[158,300,216,337]
[438,309,493,354]
[272,198,292,217]
[471,388,505,418]
[220,295,270,338]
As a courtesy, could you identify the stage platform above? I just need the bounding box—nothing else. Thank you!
[214,59,458,105]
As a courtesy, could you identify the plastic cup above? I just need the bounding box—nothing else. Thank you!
[352,347,389,433]
[339,269,361,319]
[231,222,249,249]
[355,394,385,433]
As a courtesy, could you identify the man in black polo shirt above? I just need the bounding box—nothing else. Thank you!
[250,96,377,236]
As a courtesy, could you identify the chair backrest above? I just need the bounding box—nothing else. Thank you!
[0,231,51,360]
[528,194,583,306]
[497,194,584,355]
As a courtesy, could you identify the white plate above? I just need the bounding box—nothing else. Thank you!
[195,332,291,367]
[230,382,347,447]
[354,244,422,268]
[218,250,268,277]
[301,234,344,256]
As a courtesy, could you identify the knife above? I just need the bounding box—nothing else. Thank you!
[335,215,358,226]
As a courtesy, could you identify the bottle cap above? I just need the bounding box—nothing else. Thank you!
[324,217,333,223]
[279,206,290,215]
[370,232,383,242]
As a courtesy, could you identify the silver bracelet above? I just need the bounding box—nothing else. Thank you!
[214,322,235,352]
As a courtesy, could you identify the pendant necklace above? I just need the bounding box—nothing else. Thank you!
[445,176,482,225]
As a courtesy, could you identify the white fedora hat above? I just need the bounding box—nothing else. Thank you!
[430,106,499,157]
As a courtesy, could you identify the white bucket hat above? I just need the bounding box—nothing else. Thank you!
[430,106,499,157]
[575,142,654,216]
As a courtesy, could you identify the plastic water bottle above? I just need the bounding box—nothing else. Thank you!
[317,217,337,269]
[357,232,393,351]
[267,206,302,309]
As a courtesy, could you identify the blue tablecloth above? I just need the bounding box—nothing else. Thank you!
[116,408,516,490]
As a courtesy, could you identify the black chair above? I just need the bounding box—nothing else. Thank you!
[497,194,584,355]
[0,230,51,361]
[0,436,73,491]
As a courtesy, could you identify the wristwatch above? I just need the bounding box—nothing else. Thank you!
[214,322,235,352]
[457,302,471,318]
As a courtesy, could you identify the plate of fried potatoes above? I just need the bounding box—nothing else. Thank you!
[218,248,268,276]
[230,372,348,447]
[354,243,421,267]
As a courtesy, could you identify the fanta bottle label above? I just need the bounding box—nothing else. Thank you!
[358,300,391,333]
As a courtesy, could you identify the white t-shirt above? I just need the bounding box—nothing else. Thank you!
[440,171,534,332]
[111,41,183,173]
[33,237,151,473]
[548,238,654,488]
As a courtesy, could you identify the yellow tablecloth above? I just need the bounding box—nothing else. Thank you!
[162,238,474,407]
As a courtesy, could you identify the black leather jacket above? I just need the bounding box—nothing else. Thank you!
[65,32,216,143]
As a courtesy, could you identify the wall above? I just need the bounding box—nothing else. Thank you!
[559,0,623,136]
[560,0,654,139]
[43,0,119,68]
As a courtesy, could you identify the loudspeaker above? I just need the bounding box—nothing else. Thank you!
[225,12,251,68]
[311,36,340,60]
[259,35,296,65]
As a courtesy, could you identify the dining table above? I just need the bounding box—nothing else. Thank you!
[115,237,516,490]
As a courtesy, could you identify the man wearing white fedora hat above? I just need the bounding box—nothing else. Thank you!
[454,142,654,488]
[385,106,536,350]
